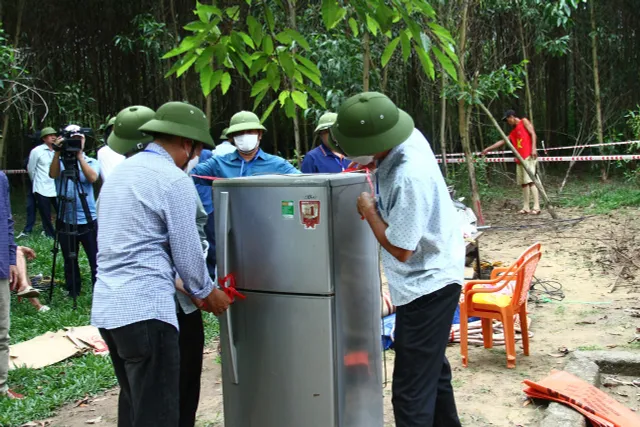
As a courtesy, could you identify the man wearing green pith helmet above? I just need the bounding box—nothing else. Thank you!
[300,112,351,173]
[329,92,465,427]
[213,127,236,156]
[92,101,231,427]
[97,116,125,182]
[191,110,299,179]
[105,104,213,427]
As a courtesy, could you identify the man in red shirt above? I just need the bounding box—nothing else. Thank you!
[482,110,540,214]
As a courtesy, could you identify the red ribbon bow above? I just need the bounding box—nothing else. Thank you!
[218,273,246,302]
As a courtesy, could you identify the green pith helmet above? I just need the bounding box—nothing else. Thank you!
[314,112,337,133]
[219,127,229,140]
[107,105,156,155]
[138,101,214,148]
[40,127,56,139]
[330,92,414,156]
[226,111,267,136]
[106,116,116,130]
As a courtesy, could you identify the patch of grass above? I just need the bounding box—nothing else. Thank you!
[624,341,640,350]
[557,183,640,214]
[203,312,220,346]
[576,345,604,351]
[555,305,566,315]
[1,355,117,426]
[5,216,220,426]
[578,309,599,317]
[451,378,465,389]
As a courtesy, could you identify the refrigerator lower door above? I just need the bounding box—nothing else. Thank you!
[221,291,336,427]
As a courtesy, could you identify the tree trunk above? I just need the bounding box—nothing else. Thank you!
[0,0,25,168]
[439,73,448,178]
[517,11,534,124]
[456,0,484,224]
[362,31,370,91]
[479,102,558,219]
[287,0,302,166]
[590,0,607,181]
[169,0,188,101]
[271,111,279,155]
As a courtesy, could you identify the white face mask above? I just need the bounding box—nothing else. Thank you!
[234,134,259,153]
[185,155,199,173]
[347,155,375,166]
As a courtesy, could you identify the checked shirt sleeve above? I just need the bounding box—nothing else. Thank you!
[162,175,214,299]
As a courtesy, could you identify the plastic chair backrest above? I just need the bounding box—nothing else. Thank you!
[512,252,542,308]
[518,242,541,266]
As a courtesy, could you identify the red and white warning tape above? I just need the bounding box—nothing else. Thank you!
[436,140,640,158]
[437,154,640,164]
[1,169,27,175]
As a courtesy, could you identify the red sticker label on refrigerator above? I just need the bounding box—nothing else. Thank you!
[299,200,320,230]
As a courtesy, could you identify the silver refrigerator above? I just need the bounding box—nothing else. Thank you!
[213,173,383,427]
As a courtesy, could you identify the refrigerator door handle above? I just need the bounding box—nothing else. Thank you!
[219,191,239,384]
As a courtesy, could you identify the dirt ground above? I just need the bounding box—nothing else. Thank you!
[42,206,640,427]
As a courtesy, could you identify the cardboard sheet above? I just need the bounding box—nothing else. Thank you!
[9,326,108,370]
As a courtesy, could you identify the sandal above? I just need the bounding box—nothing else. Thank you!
[518,209,530,215]
[3,389,25,399]
[16,286,40,298]
[529,209,541,215]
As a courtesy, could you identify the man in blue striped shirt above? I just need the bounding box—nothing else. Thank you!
[92,102,230,427]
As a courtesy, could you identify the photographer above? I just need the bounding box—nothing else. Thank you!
[49,127,99,298]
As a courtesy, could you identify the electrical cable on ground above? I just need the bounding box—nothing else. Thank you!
[529,276,565,304]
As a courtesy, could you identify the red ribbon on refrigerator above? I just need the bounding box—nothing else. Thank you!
[218,273,246,302]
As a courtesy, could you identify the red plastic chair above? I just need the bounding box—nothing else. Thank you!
[460,249,542,369]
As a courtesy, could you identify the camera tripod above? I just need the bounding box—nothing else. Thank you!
[47,155,95,309]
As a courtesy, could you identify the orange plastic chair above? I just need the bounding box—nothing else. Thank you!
[460,249,542,369]
[489,242,541,281]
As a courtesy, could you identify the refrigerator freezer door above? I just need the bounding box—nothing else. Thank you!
[214,181,333,295]
[222,291,336,427]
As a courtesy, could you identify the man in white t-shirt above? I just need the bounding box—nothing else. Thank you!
[97,117,125,182]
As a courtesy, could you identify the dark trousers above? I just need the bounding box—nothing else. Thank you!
[203,212,216,277]
[100,320,180,427]
[24,184,37,233]
[59,222,98,297]
[392,283,462,427]
[34,192,57,237]
[177,309,204,427]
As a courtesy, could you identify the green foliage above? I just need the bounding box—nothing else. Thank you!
[165,0,457,122]
[558,184,640,214]
[625,106,640,140]
[114,13,173,55]
[164,1,323,120]
[55,82,98,128]
[451,61,528,106]
[446,160,507,203]
[323,0,459,80]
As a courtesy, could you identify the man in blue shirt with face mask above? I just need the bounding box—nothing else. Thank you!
[301,112,351,173]
[190,110,299,179]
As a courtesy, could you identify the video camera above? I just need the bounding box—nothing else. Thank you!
[53,125,93,161]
